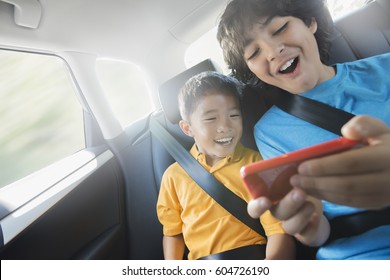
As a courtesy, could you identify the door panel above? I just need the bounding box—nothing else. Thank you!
[0,147,128,259]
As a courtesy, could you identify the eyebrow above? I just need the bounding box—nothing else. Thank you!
[201,109,218,116]
[201,105,240,116]
[259,15,275,27]
[243,16,276,47]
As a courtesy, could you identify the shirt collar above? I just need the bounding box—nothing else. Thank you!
[189,142,245,167]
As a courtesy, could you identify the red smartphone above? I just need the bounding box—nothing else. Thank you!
[240,137,362,202]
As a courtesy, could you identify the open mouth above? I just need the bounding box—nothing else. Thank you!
[215,137,233,145]
[279,57,299,74]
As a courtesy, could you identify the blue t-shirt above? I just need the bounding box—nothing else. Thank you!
[254,53,390,259]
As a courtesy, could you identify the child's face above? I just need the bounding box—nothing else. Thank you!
[180,91,243,166]
[243,16,334,94]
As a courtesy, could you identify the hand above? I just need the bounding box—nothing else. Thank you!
[248,188,329,246]
[290,115,390,209]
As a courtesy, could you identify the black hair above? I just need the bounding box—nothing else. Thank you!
[178,71,243,121]
[217,0,333,84]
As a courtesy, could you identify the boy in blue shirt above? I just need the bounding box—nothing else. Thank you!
[217,0,390,259]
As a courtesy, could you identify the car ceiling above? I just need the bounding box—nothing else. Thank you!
[0,0,229,83]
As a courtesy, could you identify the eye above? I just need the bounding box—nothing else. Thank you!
[204,117,216,122]
[247,48,260,61]
[273,22,288,35]
[230,110,241,118]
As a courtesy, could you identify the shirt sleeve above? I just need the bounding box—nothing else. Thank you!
[156,168,183,236]
[260,210,286,236]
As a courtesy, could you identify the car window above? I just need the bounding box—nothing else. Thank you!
[96,59,154,128]
[0,49,85,188]
[327,0,371,18]
[185,0,370,72]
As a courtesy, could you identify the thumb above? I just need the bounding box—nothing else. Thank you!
[247,197,272,218]
[341,115,390,141]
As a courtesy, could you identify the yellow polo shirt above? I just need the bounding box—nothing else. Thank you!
[157,143,285,260]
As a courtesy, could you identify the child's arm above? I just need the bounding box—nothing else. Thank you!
[163,234,185,260]
[265,234,296,259]
[291,115,390,209]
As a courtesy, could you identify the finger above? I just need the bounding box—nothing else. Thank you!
[270,188,307,221]
[341,115,390,140]
[247,197,272,218]
[291,172,390,209]
[281,202,316,235]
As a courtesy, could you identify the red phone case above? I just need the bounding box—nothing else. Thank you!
[240,137,361,202]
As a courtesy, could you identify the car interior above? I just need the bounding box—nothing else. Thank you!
[0,0,389,260]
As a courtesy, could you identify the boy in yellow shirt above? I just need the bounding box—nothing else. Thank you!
[156,71,295,260]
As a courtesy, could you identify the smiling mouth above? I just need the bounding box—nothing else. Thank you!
[215,137,233,145]
[279,57,299,74]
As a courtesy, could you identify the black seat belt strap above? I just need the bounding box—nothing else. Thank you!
[264,88,355,135]
[328,207,390,241]
[150,116,265,237]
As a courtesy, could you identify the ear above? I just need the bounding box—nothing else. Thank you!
[309,17,318,34]
[179,120,194,137]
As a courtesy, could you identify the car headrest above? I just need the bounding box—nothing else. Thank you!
[328,0,390,65]
[158,59,220,124]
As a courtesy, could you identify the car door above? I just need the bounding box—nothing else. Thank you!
[0,48,128,260]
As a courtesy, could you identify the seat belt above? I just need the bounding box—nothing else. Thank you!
[263,87,355,135]
[149,116,265,237]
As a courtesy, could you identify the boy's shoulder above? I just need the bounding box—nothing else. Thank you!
[362,53,390,66]
[160,161,194,189]
[336,53,390,81]
[342,53,390,67]
[163,161,184,177]
[366,52,390,61]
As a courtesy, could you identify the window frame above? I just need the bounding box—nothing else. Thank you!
[0,47,106,189]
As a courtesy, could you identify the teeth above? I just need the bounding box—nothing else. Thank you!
[215,137,233,143]
[280,58,294,71]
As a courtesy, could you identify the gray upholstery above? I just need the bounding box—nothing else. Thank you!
[328,0,390,65]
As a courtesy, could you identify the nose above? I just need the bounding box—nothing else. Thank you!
[217,117,232,133]
[264,41,284,62]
